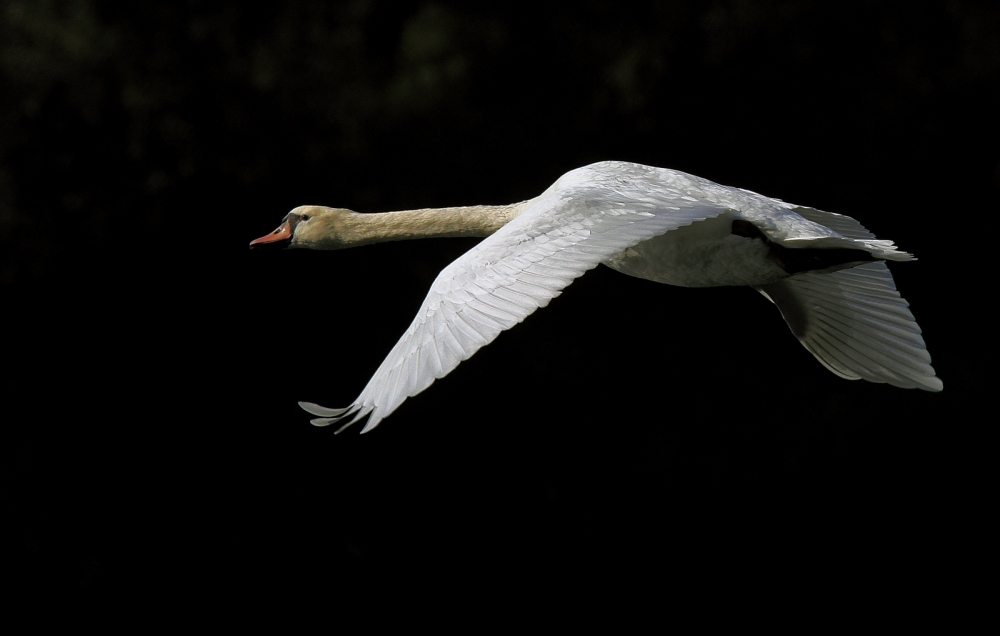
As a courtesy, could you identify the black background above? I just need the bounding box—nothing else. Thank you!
[3,0,994,615]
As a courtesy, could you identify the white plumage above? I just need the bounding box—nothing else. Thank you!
[251,161,941,433]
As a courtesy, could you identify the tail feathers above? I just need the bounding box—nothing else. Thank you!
[787,205,914,261]
[782,236,914,262]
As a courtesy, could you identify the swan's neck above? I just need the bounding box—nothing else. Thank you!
[339,203,527,247]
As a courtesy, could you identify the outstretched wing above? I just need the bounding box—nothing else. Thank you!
[755,262,942,391]
[301,163,735,432]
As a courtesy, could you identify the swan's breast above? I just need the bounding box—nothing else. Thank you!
[603,214,789,288]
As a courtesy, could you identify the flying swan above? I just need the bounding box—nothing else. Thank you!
[250,161,941,433]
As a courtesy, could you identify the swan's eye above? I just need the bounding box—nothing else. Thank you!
[300,215,310,222]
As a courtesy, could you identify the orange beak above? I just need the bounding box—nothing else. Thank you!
[249,220,292,248]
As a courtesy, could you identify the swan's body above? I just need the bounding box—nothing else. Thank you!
[251,161,941,433]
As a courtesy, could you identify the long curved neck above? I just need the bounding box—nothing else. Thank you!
[340,203,527,247]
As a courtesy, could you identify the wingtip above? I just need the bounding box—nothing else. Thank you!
[920,375,943,392]
[299,401,351,417]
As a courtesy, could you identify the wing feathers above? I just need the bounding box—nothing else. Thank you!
[299,402,352,417]
[306,168,733,432]
[756,262,941,391]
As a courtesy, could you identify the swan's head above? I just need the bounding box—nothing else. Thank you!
[249,206,359,250]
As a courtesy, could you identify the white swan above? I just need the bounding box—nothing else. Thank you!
[251,161,941,433]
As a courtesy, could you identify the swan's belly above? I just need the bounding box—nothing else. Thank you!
[603,215,789,288]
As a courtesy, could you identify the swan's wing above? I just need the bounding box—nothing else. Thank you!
[755,262,942,391]
[302,165,734,432]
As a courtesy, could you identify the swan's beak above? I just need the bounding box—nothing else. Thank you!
[250,221,292,248]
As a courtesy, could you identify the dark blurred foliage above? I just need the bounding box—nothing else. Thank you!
[2,0,996,618]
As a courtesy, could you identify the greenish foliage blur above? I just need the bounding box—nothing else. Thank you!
[2,0,997,287]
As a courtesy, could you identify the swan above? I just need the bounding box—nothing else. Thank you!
[250,161,941,433]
